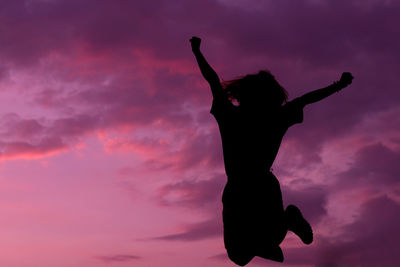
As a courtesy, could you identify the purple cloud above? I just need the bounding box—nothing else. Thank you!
[284,195,400,267]
[336,143,400,187]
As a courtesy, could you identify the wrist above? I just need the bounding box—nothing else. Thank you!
[333,81,345,92]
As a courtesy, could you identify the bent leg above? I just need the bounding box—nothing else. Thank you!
[285,205,313,244]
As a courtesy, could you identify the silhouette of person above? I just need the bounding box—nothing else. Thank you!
[190,36,353,266]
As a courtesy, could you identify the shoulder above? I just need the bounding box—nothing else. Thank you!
[282,97,304,112]
[284,97,303,108]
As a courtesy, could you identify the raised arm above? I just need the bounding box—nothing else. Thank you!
[190,36,223,98]
[296,72,354,107]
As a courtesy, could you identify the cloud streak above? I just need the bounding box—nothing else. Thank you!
[95,254,141,263]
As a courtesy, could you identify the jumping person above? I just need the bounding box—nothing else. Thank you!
[190,36,353,266]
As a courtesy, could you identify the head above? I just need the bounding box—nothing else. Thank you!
[223,70,288,110]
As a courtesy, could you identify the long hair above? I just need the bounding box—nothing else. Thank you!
[222,70,288,106]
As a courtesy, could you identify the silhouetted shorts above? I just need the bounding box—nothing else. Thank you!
[222,171,286,255]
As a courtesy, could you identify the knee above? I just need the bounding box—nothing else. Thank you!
[227,249,254,266]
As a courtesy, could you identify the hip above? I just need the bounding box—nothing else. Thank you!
[222,171,281,204]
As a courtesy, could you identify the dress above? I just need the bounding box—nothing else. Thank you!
[210,93,304,258]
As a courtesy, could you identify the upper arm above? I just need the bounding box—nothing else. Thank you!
[293,94,309,108]
[192,49,222,97]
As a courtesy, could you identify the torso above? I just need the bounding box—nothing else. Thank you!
[211,96,303,182]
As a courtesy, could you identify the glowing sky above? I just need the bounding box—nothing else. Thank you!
[0,0,399,266]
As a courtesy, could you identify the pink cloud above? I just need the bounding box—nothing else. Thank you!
[0,138,67,160]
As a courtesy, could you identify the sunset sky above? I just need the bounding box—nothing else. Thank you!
[0,1,399,266]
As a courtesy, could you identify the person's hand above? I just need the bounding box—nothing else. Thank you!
[339,72,354,87]
[190,36,201,51]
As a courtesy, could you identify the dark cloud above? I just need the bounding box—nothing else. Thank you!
[334,143,400,191]
[285,195,400,267]
[0,113,45,140]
